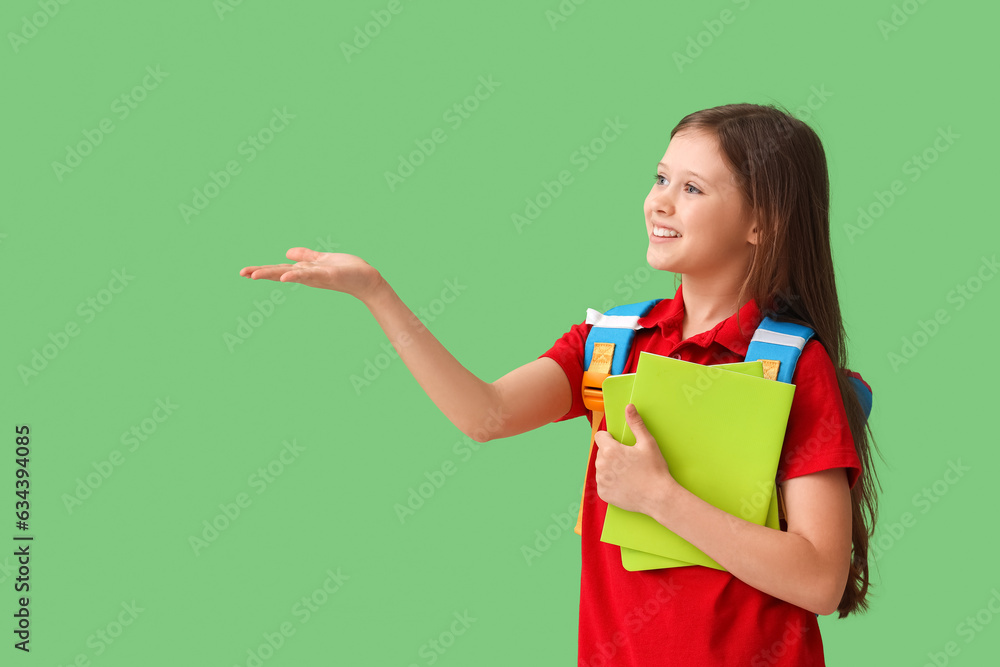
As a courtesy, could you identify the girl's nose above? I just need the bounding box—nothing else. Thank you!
[652,185,676,213]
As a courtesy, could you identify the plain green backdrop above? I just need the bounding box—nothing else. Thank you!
[3,0,998,664]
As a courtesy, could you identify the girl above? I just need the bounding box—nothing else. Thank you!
[239,103,881,665]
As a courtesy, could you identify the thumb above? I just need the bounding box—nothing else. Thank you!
[625,404,651,442]
[286,247,323,261]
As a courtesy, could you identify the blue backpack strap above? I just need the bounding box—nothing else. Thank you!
[583,299,661,375]
[575,298,661,537]
[747,316,873,421]
[744,316,815,384]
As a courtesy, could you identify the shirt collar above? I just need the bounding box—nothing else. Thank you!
[636,283,763,357]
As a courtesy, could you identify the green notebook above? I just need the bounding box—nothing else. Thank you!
[601,365,782,570]
[601,373,693,570]
[599,353,795,571]
[601,366,782,571]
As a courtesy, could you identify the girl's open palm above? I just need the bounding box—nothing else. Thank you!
[239,247,384,303]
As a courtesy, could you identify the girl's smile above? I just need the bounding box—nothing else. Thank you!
[650,224,683,241]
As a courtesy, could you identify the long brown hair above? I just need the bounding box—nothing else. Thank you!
[670,103,883,617]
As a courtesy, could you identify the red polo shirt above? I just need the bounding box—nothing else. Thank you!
[538,284,861,666]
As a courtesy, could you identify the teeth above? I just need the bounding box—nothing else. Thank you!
[653,226,681,238]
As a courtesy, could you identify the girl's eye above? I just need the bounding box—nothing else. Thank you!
[653,174,701,194]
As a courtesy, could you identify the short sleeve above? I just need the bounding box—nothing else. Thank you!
[776,339,862,489]
[537,319,592,423]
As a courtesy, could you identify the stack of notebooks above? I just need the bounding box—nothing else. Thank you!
[599,351,796,571]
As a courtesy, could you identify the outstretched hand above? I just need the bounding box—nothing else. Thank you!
[239,247,385,303]
[594,403,676,516]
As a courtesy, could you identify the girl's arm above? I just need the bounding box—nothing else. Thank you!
[363,280,573,441]
[648,467,853,616]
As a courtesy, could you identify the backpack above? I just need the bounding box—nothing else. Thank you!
[573,298,873,537]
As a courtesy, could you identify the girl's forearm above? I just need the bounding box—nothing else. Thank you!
[362,279,500,441]
[647,482,842,615]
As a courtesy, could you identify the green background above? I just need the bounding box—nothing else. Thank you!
[3,0,997,664]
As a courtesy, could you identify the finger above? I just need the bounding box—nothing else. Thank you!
[286,247,323,262]
[245,264,295,281]
[240,265,286,276]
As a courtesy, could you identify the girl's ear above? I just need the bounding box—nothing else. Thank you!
[745,216,759,246]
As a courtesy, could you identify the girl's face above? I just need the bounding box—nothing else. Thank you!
[644,130,758,282]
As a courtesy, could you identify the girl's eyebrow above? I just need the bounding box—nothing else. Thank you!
[657,162,709,183]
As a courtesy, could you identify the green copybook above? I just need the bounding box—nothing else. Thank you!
[598,353,795,571]
[601,365,781,571]
[601,367,783,571]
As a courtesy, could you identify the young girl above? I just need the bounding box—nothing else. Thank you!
[240,103,880,665]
